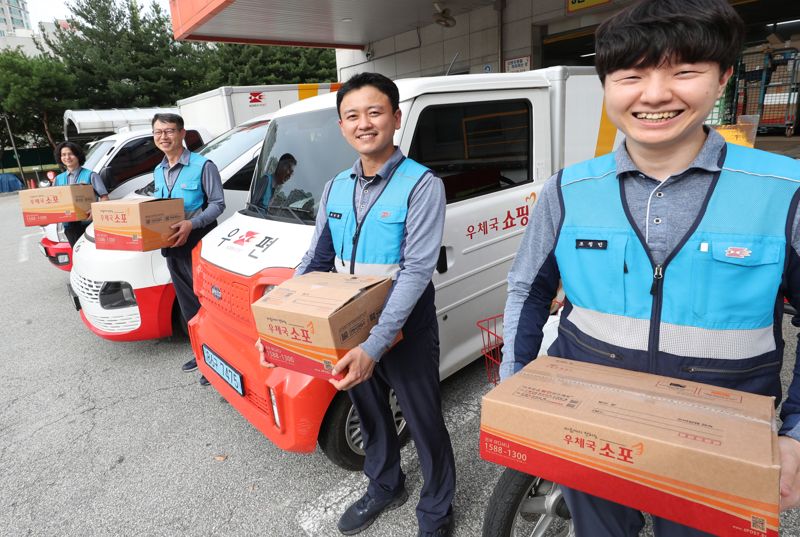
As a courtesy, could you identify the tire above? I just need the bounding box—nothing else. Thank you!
[482,468,573,537]
[318,390,410,471]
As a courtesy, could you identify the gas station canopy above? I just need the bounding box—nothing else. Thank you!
[169,0,495,49]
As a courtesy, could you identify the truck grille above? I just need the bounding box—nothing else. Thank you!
[71,272,103,304]
[84,310,141,333]
[198,269,251,324]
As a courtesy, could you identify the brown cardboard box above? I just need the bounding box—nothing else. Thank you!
[480,357,780,537]
[92,197,184,251]
[252,272,393,380]
[19,184,95,226]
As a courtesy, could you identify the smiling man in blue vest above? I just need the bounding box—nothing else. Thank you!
[500,0,800,535]
[261,73,456,536]
[152,113,225,385]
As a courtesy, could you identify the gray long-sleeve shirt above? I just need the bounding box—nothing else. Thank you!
[156,149,225,229]
[296,148,446,361]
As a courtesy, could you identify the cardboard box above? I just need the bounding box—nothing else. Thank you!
[19,184,95,226]
[480,357,780,537]
[92,198,184,251]
[252,272,393,380]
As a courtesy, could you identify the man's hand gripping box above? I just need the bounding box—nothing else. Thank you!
[251,272,392,380]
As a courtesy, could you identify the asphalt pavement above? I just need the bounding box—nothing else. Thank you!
[1,191,800,536]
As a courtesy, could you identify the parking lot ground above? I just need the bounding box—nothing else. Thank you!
[1,192,799,536]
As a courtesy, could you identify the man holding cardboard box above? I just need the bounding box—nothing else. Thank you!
[500,0,800,535]
[261,73,456,537]
[151,113,224,383]
[54,141,109,246]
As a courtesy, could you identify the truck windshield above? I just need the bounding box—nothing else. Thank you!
[84,140,114,172]
[198,119,270,171]
[245,108,357,225]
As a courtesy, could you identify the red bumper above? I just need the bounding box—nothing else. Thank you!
[40,238,72,272]
[80,284,176,341]
[188,286,336,453]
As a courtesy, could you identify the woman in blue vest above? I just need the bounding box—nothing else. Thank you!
[53,141,109,247]
[500,0,800,535]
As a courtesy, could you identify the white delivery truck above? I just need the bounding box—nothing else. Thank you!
[177,83,339,138]
[188,67,620,469]
[67,115,272,341]
[40,126,210,271]
[63,107,179,141]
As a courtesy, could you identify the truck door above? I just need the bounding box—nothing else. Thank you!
[399,89,552,379]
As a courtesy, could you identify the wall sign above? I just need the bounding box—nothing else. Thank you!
[505,56,530,73]
[567,0,611,13]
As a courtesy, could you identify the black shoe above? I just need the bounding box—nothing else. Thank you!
[199,376,210,386]
[182,358,197,372]
[417,519,453,537]
[337,488,408,535]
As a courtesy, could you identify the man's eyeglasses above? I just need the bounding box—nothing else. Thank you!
[152,128,179,137]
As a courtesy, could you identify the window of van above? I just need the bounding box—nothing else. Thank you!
[408,99,531,204]
[84,140,114,171]
[247,109,356,225]
[224,157,257,191]
[102,130,204,192]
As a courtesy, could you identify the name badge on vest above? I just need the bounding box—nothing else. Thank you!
[329,211,342,220]
[576,239,607,250]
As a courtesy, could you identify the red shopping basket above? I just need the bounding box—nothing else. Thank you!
[477,314,503,385]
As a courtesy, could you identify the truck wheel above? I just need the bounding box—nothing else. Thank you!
[318,390,409,470]
[482,468,573,537]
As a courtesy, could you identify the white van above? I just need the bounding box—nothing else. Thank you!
[189,67,619,468]
[67,116,271,341]
[40,126,209,271]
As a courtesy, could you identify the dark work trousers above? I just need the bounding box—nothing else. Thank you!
[162,223,215,324]
[347,283,456,532]
[64,221,90,248]
[562,487,715,537]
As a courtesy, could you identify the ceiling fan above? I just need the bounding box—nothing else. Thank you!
[433,2,457,28]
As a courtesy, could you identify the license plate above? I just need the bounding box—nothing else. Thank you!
[38,243,46,256]
[202,345,244,396]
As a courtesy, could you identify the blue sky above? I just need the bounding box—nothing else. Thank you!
[28,0,171,27]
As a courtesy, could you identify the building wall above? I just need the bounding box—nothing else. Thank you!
[336,0,633,81]
[0,0,31,35]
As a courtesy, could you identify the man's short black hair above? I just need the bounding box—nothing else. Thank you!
[594,0,745,83]
[278,153,297,166]
[336,72,400,117]
[54,141,86,168]
[151,113,185,130]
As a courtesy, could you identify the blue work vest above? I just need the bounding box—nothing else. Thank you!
[154,153,208,213]
[55,168,92,186]
[326,157,428,276]
[553,143,800,370]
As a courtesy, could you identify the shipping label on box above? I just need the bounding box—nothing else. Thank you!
[480,356,780,537]
[92,197,184,251]
[252,272,393,380]
[19,184,95,226]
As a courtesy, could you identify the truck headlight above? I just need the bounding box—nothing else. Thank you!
[99,282,137,310]
[57,223,68,243]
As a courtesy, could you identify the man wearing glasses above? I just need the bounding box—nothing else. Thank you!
[152,113,225,385]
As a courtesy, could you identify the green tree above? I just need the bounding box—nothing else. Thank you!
[40,0,207,108]
[203,44,337,87]
[0,49,76,148]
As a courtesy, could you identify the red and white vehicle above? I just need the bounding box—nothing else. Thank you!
[40,127,207,271]
[189,68,619,469]
[68,116,271,341]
